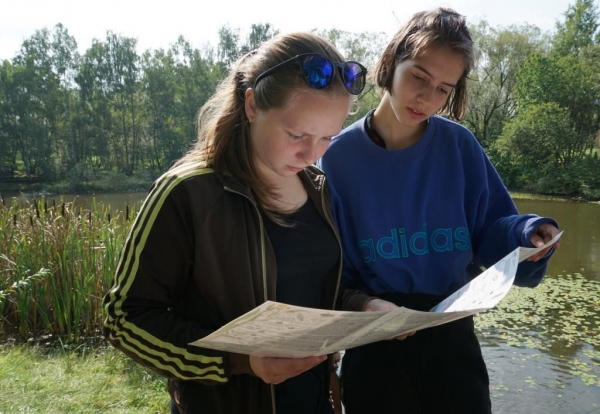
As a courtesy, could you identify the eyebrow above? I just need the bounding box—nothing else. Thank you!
[413,64,457,88]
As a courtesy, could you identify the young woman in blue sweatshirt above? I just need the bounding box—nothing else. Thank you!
[319,8,561,414]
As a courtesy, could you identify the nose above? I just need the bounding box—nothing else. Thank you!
[417,83,434,104]
[298,139,321,165]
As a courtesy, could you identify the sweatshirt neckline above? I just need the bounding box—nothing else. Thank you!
[357,115,436,161]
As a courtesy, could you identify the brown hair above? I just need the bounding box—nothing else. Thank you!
[175,32,351,218]
[371,8,474,120]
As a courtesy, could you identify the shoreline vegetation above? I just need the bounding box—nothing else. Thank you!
[1,176,599,204]
[1,194,597,344]
[0,172,155,198]
[0,189,596,348]
[0,197,167,412]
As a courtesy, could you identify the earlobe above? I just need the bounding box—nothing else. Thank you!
[245,88,257,122]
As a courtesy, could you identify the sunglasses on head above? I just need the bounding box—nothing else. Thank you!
[254,53,367,95]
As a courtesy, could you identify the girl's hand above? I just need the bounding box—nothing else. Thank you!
[528,223,561,262]
[249,355,326,384]
[363,298,415,340]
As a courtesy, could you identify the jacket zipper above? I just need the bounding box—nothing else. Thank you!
[320,177,343,400]
[224,186,276,414]
[320,177,343,308]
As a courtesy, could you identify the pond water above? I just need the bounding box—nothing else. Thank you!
[477,199,600,414]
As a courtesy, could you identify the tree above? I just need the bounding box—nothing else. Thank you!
[553,0,600,56]
[0,61,18,172]
[242,23,279,53]
[171,36,221,151]
[496,1,600,195]
[217,25,241,68]
[141,48,179,171]
[104,32,141,175]
[464,21,547,149]
[49,24,81,174]
[497,101,600,195]
[315,28,388,124]
[7,28,62,179]
[516,49,600,159]
[316,28,387,70]
[75,39,113,172]
[498,102,576,167]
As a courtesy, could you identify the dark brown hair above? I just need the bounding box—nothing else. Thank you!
[371,8,474,120]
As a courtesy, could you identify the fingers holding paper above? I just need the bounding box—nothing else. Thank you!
[363,298,416,340]
[528,223,561,262]
[363,298,398,312]
[249,354,327,384]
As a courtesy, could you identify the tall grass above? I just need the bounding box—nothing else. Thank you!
[0,194,136,343]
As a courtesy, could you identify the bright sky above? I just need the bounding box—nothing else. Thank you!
[0,0,587,60]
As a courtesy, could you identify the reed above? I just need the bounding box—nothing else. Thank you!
[0,195,136,343]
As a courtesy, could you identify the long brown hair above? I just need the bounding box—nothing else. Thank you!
[176,32,350,217]
[371,8,474,121]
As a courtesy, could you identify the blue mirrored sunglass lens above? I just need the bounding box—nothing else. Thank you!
[343,63,365,94]
[302,55,334,89]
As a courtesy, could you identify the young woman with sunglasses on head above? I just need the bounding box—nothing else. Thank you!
[319,8,560,414]
[102,32,391,414]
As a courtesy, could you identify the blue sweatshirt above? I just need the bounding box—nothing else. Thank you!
[319,115,557,297]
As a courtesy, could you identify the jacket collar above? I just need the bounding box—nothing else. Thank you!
[220,174,254,199]
[220,165,326,200]
[300,165,326,193]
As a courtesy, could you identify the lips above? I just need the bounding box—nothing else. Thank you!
[408,107,424,116]
[406,106,427,120]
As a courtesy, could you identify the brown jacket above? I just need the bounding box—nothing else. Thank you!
[102,162,371,414]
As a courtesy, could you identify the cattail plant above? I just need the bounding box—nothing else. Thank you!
[0,196,139,343]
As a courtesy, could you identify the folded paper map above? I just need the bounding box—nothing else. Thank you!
[191,232,562,358]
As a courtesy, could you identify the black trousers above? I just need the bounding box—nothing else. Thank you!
[341,292,492,414]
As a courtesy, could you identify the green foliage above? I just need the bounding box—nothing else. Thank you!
[534,156,600,198]
[314,28,389,125]
[464,21,548,149]
[553,0,600,56]
[488,0,600,197]
[0,61,18,170]
[316,28,387,70]
[495,101,600,196]
[1,14,599,199]
[0,197,135,342]
[168,37,222,160]
[60,164,153,194]
[0,22,284,185]
[243,23,280,54]
[516,51,600,145]
[218,23,279,67]
[2,28,61,180]
[496,102,575,167]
